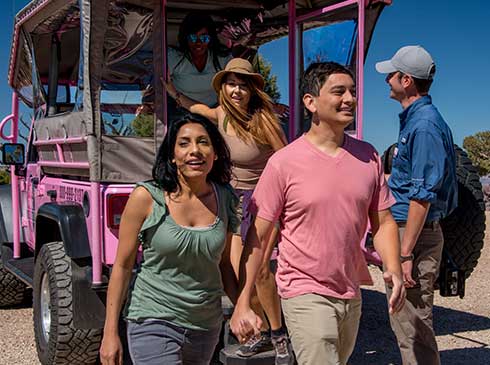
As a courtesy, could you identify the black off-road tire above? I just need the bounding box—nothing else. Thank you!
[0,261,31,307]
[440,146,486,278]
[33,242,102,365]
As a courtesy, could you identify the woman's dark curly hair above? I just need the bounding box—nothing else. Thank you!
[152,113,232,193]
[177,12,229,72]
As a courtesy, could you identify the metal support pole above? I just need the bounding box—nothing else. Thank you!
[10,93,21,258]
[288,1,297,140]
[90,181,102,284]
[357,0,365,140]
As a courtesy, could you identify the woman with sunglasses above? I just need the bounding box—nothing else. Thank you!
[165,58,293,364]
[168,12,231,122]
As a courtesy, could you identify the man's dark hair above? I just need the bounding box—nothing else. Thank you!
[152,113,232,193]
[398,65,436,94]
[301,62,355,97]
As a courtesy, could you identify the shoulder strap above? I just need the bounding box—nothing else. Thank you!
[135,181,165,206]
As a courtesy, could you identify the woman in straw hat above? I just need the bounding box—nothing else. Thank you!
[166,57,293,363]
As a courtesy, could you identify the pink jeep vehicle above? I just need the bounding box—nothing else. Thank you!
[0,1,485,364]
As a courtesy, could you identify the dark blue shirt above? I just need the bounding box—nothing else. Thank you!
[388,95,458,222]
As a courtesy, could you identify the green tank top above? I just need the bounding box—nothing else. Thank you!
[125,181,239,330]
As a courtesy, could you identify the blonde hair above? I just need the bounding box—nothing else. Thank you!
[219,73,286,150]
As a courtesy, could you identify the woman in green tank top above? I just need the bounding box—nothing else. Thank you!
[100,114,239,365]
[165,58,293,362]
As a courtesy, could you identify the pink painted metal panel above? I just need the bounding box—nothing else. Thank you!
[103,185,135,265]
[26,165,42,247]
[295,0,358,24]
[37,161,89,169]
[90,182,102,284]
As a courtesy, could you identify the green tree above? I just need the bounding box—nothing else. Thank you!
[463,131,490,176]
[132,113,154,137]
[256,55,281,103]
[0,168,10,185]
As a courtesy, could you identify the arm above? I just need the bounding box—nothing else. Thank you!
[259,224,279,273]
[399,199,430,286]
[100,187,152,365]
[220,232,239,304]
[162,77,219,123]
[369,209,405,314]
[270,128,288,152]
[230,216,275,340]
[401,128,444,285]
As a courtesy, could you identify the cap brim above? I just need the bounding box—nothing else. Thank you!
[375,60,397,74]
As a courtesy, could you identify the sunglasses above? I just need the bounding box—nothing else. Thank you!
[386,71,401,83]
[187,34,211,44]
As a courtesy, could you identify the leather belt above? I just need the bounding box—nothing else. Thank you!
[397,221,440,229]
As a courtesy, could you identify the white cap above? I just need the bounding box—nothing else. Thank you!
[376,45,435,80]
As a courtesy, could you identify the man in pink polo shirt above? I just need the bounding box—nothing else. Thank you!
[231,62,406,365]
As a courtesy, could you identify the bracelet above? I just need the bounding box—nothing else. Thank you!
[400,254,414,263]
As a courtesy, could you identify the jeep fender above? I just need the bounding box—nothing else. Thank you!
[35,202,91,258]
[36,203,105,329]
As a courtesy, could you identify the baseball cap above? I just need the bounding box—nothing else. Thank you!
[375,45,435,80]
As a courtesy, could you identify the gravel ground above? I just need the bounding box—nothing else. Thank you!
[350,212,490,365]
[1,213,489,365]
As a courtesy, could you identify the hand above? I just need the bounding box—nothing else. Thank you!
[383,270,406,314]
[161,73,178,99]
[230,303,262,343]
[401,260,416,288]
[100,332,123,365]
[135,104,152,116]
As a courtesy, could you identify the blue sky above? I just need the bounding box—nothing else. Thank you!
[1,1,489,153]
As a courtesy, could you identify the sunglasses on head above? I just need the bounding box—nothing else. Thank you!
[187,34,211,44]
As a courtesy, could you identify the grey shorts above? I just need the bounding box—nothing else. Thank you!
[127,319,221,365]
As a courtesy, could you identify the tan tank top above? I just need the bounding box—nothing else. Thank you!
[218,118,274,190]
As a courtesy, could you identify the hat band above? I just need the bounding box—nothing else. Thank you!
[227,66,255,74]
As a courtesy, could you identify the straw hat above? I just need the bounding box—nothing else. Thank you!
[212,58,265,93]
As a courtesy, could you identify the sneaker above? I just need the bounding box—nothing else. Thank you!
[272,334,294,365]
[236,333,273,357]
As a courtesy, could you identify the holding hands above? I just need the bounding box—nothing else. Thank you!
[230,301,263,343]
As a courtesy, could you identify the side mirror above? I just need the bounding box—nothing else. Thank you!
[1,143,25,166]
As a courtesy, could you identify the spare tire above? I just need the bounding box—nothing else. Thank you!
[382,144,486,278]
[440,145,486,278]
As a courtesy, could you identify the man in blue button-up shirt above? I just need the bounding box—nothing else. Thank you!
[376,45,457,365]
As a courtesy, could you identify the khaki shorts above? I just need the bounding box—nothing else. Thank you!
[281,293,361,365]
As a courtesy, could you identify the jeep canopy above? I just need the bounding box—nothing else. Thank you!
[8,0,389,183]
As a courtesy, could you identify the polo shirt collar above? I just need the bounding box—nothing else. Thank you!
[399,95,432,128]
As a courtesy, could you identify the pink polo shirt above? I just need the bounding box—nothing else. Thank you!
[252,135,395,299]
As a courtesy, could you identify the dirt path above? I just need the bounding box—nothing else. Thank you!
[1,213,489,365]
[351,212,490,365]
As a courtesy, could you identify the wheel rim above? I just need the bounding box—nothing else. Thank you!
[40,272,51,343]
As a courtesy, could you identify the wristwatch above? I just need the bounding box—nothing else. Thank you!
[400,254,414,263]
